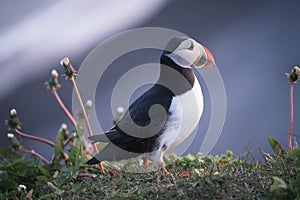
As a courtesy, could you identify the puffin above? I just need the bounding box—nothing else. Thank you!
[87,37,216,173]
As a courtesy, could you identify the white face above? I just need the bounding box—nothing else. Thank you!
[166,39,203,68]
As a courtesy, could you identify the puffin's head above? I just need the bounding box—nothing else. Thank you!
[163,37,216,69]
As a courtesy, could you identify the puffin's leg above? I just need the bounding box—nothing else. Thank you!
[158,146,169,175]
[157,162,169,175]
[158,156,169,175]
[143,157,149,169]
[161,167,169,175]
[149,146,169,174]
[98,162,105,173]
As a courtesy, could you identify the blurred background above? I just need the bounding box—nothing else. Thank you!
[1,0,300,160]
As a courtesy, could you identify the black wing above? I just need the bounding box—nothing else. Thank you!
[90,84,174,153]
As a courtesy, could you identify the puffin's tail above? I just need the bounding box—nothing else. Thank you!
[86,143,141,165]
[88,130,118,143]
[87,157,101,165]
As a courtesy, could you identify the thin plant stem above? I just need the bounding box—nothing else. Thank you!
[63,135,88,151]
[15,129,70,162]
[53,88,89,151]
[20,148,49,164]
[71,77,105,173]
[15,129,55,147]
[288,83,294,151]
[52,89,77,127]
[70,77,98,153]
[63,136,73,148]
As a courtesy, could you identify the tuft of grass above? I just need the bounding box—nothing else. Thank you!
[1,149,299,199]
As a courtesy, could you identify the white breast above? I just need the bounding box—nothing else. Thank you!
[159,77,204,150]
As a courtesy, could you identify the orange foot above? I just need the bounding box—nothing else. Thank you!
[179,171,192,178]
[162,167,169,175]
[143,157,149,169]
[108,170,117,177]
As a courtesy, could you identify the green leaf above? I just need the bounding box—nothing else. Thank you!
[287,148,300,158]
[294,160,300,168]
[226,150,233,158]
[76,123,84,138]
[67,138,82,167]
[0,148,20,160]
[47,182,64,195]
[38,165,51,178]
[71,170,79,179]
[270,176,287,192]
[287,149,300,168]
[0,170,17,191]
[54,130,64,169]
[267,137,285,156]
[184,154,196,162]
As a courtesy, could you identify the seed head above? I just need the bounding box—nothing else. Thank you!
[46,69,61,90]
[7,133,14,138]
[60,57,76,79]
[114,106,125,124]
[60,57,70,67]
[51,69,59,78]
[117,106,124,114]
[6,109,21,130]
[61,123,68,130]
[7,133,21,150]
[286,66,299,83]
[10,109,17,116]
[60,123,70,140]
[86,100,93,108]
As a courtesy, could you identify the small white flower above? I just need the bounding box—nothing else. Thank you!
[199,159,205,164]
[10,108,17,116]
[51,69,59,78]
[178,189,184,196]
[17,184,27,191]
[60,57,70,66]
[61,123,67,130]
[117,106,124,114]
[7,133,14,138]
[86,100,93,108]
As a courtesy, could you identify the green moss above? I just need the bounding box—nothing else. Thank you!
[1,149,299,199]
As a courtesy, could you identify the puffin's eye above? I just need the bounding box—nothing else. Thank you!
[187,42,194,50]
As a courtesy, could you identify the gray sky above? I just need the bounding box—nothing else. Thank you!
[1,0,300,160]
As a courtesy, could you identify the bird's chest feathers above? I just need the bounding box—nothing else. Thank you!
[160,80,204,149]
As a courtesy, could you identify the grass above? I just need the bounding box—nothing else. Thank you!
[1,150,299,199]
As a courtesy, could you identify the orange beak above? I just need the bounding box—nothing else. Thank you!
[194,45,216,68]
